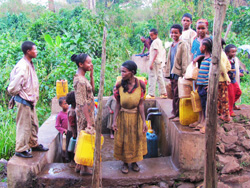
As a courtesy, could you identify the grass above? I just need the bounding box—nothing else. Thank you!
[0,102,51,160]
[0,104,16,160]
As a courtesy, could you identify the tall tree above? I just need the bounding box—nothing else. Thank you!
[92,26,107,188]
[88,0,96,11]
[48,0,55,12]
[204,0,227,187]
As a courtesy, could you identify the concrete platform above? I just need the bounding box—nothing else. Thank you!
[155,99,205,171]
[36,157,179,188]
[7,114,62,188]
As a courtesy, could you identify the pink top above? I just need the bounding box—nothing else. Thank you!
[55,111,68,134]
[8,57,39,105]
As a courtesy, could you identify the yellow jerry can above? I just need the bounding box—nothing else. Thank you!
[74,130,104,167]
[190,90,202,112]
[179,98,199,126]
[56,80,68,99]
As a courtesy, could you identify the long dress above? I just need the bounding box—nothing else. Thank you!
[73,74,95,137]
[114,78,147,163]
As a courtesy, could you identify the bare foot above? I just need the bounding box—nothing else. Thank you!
[169,115,176,119]
[189,121,199,128]
[172,117,179,122]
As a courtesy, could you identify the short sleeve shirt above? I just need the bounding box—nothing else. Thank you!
[149,38,164,64]
[191,38,204,59]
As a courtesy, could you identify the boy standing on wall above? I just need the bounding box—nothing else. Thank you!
[147,28,167,99]
[8,41,48,158]
[180,13,197,50]
[164,24,190,121]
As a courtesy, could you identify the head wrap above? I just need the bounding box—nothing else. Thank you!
[122,60,137,75]
[182,13,192,21]
[196,19,209,26]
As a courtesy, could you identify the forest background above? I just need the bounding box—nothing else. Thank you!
[0,0,249,162]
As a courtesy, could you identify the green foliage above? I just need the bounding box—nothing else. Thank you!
[0,0,250,160]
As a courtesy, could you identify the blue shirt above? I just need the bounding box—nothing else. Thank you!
[170,43,179,80]
[191,38,204,59]
[197,58,212,86]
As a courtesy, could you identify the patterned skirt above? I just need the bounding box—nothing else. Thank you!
[217,82,229,117]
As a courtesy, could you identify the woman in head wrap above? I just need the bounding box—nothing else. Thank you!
[112,60,148,174]
[71,53,95,175]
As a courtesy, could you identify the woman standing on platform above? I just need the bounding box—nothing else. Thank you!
[112,60,148,174]
[71,53,95,175]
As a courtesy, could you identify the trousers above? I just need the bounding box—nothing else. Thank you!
[228,82,242,115]
[15,102,39,152]
[148,62,166,96]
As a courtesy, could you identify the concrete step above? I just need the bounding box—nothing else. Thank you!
[36,157,179,188]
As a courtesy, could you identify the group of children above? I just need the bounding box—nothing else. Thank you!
[140,13,243,133]
[55,92,77,165]
[55,13,244,166]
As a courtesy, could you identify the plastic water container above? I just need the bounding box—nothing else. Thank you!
[178,77,193,98]
[144,132,158,158]
[74,131,104,167]
[179,98,199,126]
[62,133,67,151]
[56,80,68,99]
[67,137,76,152]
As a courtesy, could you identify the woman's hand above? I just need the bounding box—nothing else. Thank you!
[112,122,118,132]
[87,122,92,129]
[143,122,148,134]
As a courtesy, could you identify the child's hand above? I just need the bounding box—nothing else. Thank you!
[87,122,93,129]
[109,109,114,114]
[64,130,67,134]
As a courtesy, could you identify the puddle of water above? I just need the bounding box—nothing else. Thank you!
[48,167,63,175]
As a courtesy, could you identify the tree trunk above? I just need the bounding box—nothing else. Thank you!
[48,0,55,12]
[88,0,96,12]
[92,26,107,188]
[204,0,227,188]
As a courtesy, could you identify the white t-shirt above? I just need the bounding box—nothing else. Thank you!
[149,38,164,64]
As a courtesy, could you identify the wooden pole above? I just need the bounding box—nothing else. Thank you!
[204,0,227,188]
[92,26,107,188]
[224,21,233,42]
[48,0,55,12]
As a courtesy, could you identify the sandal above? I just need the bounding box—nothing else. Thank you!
[160,94,168,99]
[131,162,140,172]
[121,163,129,174]
[146,95,155,99]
